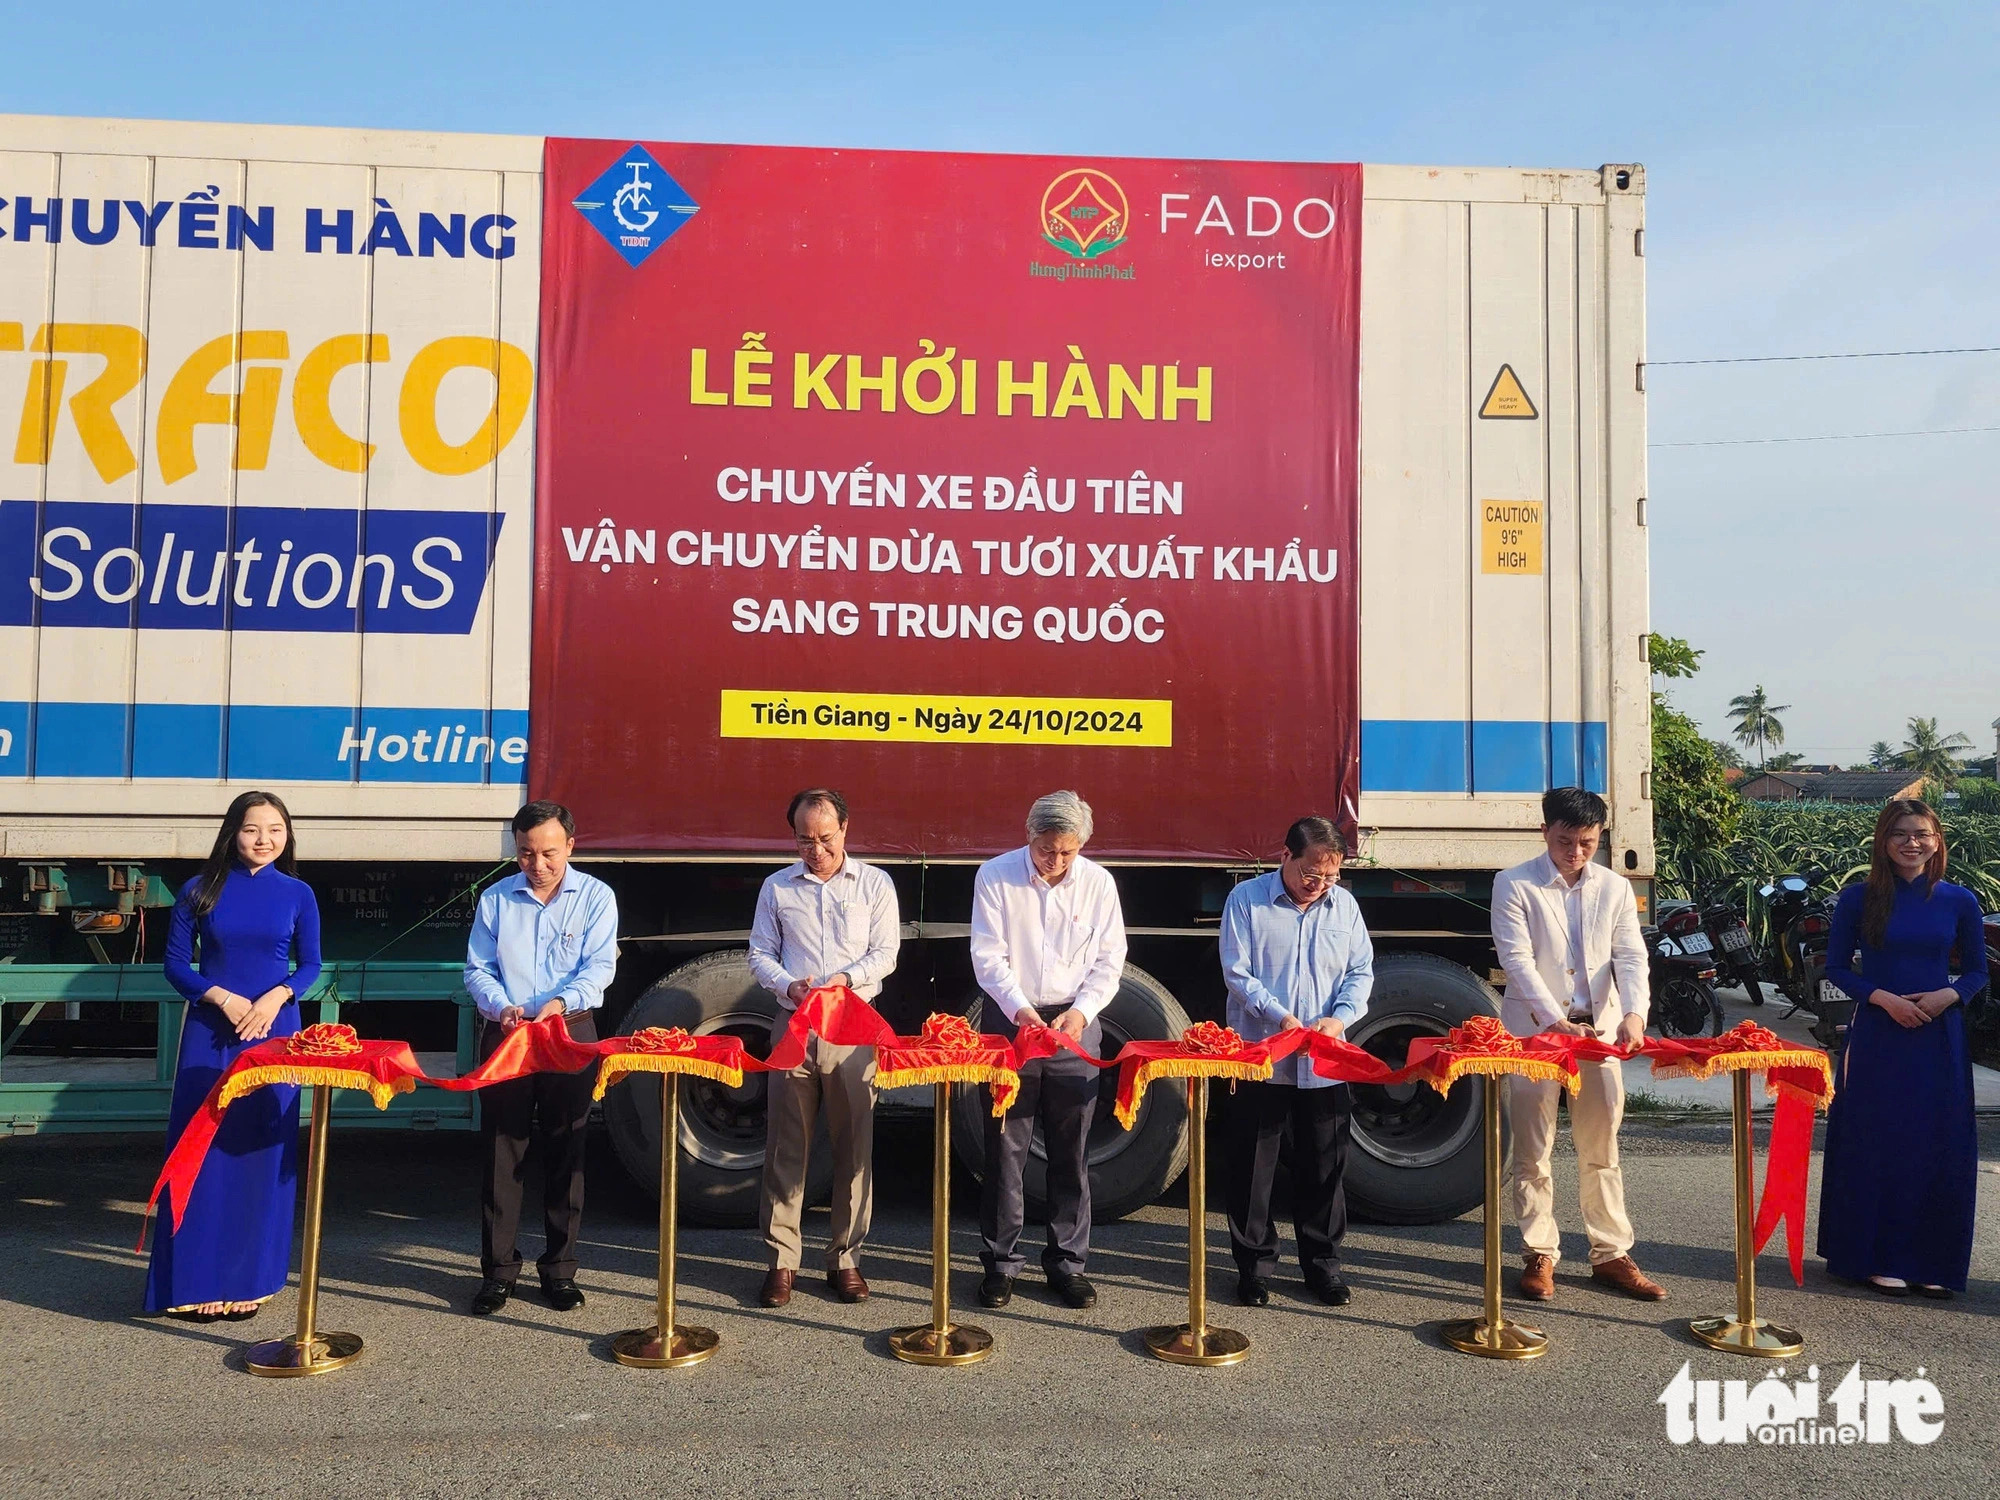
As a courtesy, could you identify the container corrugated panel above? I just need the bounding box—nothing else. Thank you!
[0,116,541,859]
[1356,164,1651,875]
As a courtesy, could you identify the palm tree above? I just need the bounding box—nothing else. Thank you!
[1867,740,1900,770]
[1900,717,1972,786]
[1727,685,1790,769]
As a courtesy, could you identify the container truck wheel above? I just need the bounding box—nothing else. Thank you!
[604,950,833,1227]
[1342,953,1502,1226]
[949,964,1192,1223]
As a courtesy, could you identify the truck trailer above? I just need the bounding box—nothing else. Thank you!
[0,114,1651,1227]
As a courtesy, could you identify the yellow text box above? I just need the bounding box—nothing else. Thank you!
[1480,500,1543,575]
[720,690,1172,747]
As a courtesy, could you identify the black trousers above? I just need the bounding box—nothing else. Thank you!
[480,1011,597,1283]
[978,999,1099,1278]
[1225,1079,1351,1280]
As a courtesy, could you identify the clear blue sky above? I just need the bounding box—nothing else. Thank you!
[10,1,1997,766]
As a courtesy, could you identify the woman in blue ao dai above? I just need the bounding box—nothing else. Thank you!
[144,791,322,1320]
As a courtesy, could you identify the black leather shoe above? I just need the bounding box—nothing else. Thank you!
[470,1279,513,1316]
[1237,1276,1271,1307]
[978,1273,1014,1309]
[1049,1271,1097,1309]
[1305,1273,1351,1307]
[541,1277,586,1312]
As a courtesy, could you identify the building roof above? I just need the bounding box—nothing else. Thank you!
[1740,770,1926,802]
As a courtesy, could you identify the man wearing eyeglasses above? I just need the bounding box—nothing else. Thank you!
[747,788,901,1309]
[1219,816,1375,1308]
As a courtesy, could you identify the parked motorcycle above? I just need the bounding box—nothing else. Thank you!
[1644,913,1724,1038]
[1757,865,1843,1049]
[1693,884,1763,1003]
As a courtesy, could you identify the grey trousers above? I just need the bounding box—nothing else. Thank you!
[978,998,1100,1278]
[760,1020,876,1271]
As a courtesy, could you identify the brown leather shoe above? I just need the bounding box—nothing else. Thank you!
[759,1268,794,1308]
[828,1267,870,1303]
[1591,1255,1666,1301]
[1518,1253,1555,1301]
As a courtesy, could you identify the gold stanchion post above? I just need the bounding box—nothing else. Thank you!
[1441,1077,1547,1359]
[613,1072,721,1367]
[890,1082,994,1364]
[246,1084,364,1376]
[1144,1075,1249,1366]
[1691,1070,1803,1357]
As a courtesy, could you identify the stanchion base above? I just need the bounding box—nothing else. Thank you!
[244,1331,364,1377]
[611,1324,721,1368]
[889,1323,995,1366]
[1440,1316,1548,1360]
[1690,1315,1803,1358]
[1143,1324,1251,1367]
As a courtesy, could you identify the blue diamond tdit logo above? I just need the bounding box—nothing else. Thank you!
[572,145,698,267]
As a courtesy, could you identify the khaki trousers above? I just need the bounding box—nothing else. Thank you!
[760,1025,876,1271]
[1507,1058,1635,1265]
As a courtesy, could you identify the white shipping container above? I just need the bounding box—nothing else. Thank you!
[0,115,541,860]
[0,118,1649,876]
[1356,163,1651,878]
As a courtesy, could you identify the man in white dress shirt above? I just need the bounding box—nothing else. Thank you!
[747,788,901,1309]
[969,790,1128,1311]
[1490,786,1664,1303]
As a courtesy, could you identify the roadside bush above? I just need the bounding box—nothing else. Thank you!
[1667,800,2000,931]
[1939,777,2000,816]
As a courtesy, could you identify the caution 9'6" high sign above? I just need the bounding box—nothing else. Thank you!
[533,140,1360,860]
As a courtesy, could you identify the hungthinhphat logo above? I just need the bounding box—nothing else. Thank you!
[1039,169,1129,260]
[1658,1361,1943,1446]
[572,145,699,268]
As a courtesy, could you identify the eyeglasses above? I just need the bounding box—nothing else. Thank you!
[1294,870,1342,890]
[796,832,842,850]
[1888,831,1938,844]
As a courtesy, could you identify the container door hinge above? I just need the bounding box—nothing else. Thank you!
[1636,496,1647,527]
[1634,227,1644,257]
[1635,362,1646,393]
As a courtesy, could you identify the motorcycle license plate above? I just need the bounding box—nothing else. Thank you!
[1719,928,1750,952]
[1680,932,1713,953]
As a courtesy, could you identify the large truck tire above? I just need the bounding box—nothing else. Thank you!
[949,963,1192,1224]
[603,949,832,1227]
[1343,952,1503,1226]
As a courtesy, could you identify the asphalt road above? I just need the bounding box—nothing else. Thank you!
[3,1115,1997,1500]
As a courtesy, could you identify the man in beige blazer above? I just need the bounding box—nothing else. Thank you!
[1489,786,1664,1303]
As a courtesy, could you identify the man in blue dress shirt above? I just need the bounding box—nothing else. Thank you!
[1219,816,1374,1308]
[463,800,619,1316]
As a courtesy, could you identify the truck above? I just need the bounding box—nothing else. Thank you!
[0,114,1652,1230]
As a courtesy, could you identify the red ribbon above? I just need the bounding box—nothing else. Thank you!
[145,994,1832,1282]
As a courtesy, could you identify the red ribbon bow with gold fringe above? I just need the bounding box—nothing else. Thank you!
[286,1022,363,1057]
[875,1011,1022,1114]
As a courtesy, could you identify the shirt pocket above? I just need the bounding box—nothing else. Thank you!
[833,899,871,958]
[1054,915,1099,971]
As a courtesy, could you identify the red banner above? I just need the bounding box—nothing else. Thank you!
[534,140,1361,858]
